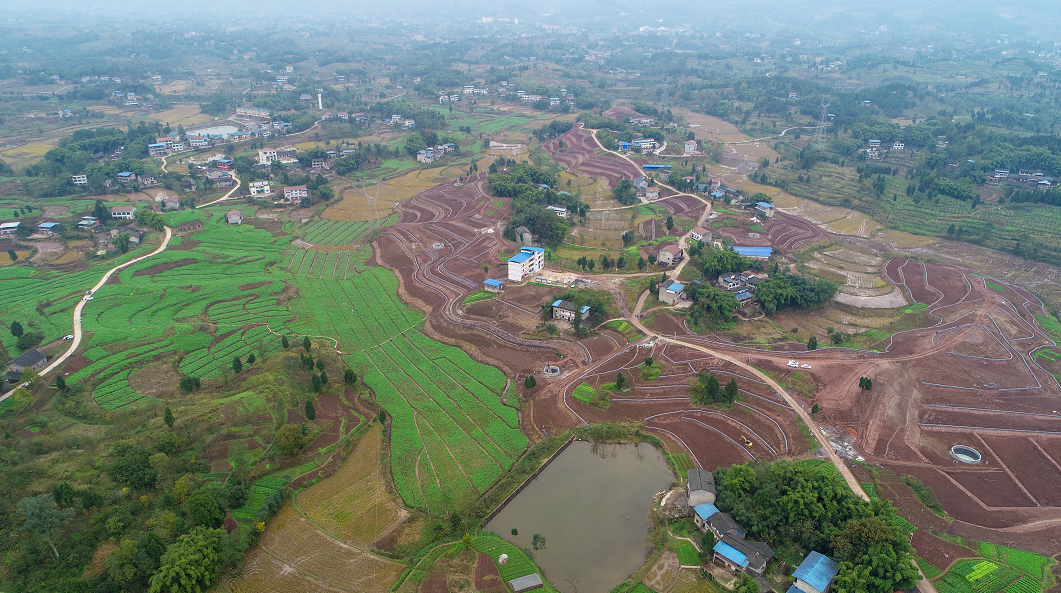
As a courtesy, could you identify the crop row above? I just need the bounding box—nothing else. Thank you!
[978,543,1051,579]
[404,330,507,393]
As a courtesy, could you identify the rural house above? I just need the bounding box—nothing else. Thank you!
[507,573,543,593]
[713,535,774,577]
[718,273,745,290]
[689,227,709,243]
[110,226,143,244]
[178,220,203,232]
[687,468,716,506]
[483,279,504,293]
[507,246,545,282]
[788,551,839,593]
[754,202,774,218]
[110,206,136,220]
[258,148,277,164]
[551,300,590,323]
[658,279,686,305]
[0,221,20,235]
[514,225,535,247]
[657,244,683,266]
[249,181,272,196]
[284,185,308,201]
[37,222,59,236]
[227,210,242,225]
[7,349,49,375]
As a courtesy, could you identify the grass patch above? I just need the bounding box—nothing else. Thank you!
[918,558,942,579]
[462,290,495,306]
[902,474,947,517]
[903,302,928,315]
[639,362,662,381]
[987,282,1005,293]
[606,319,643,342]
[862,482,878,499]
[669,453,695,473]
[572,383,612,409]
[1035,314,1061,345]
[782,370,817,399]
[674,540,700,566]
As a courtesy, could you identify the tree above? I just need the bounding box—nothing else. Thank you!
[305,400,316,420]
[114,233,131,254]
[311,373,322,392]
[54,375,67,391]
[7,249,17,263]
[179,376,201,393]
[859,377,873,392]
[316,358,325,371]
[232,356,242,373]
[343,368,357,386]
[621,231,635,246]
[690,371,721,405]
[303,336,311,351]
[184,486,225,527]
[531,533,547,562]
[281,335,290,349]
[812,403,820,415]
[638,256,646,271]
[148,526,225,593]
[511,528,519,536]
[320,369,328,385]
[277,424,307,456]
[10,320,23,337]
[644,357,654,367]
[615,372,627,391]
[461,533,476,551]
[108,442,157,488]
[807,336,818,350]
[17,494,75,558]
[246,352,255,365]
[666,215,674,231]
[588,260,595,272]
[724,379,739,403]
[524,375,537,389]
[163,407,175,428]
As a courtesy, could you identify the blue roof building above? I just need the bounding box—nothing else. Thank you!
[710,191,725,198]
[579,305,591,315]
[732,246,773,259]
[790,551,838,593]
[618,141,631,150]
[510,251,533,264]
[713,540,748,569]
[643,164,672,171]
[38,222,59,229]
[693,503,719,522]
[484,279,503,287]
[551,299,563,307]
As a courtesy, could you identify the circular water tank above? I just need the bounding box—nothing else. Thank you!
[498,553,509,565]
[950,445,982,464]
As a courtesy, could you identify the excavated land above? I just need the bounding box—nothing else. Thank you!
[369,136,1061,556]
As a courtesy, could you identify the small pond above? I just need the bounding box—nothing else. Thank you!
[187,124,240,138]
[485,441,674,593]
[951,445,982,464]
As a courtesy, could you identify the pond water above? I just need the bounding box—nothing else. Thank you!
[187,124,240,138]
[484,441,674,593]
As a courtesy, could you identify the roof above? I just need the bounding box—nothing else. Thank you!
[708,511,741,534]
[553,300,575,311]
[688,468,715,493]
[660,245,681,254]
[690,227,707,235]
[732,246,773,258]
[38,222,59,229]
[484,279,503,287]
[0,222,21,230]
[756,201,774,209]
[110,206,134,212]
[579,305,591,314]
[509,252,532,264]
[737,292,754,302]
[792,552,838,592]
[285,185,308,191]
[10,349,47,368]
[117,171,134,177]
[713,541,748,568]
[507,574,543,592]
[694,503,719,521]
[667,282,685,293]
[227,210,241,216]
[522,247,545,253]
[787,585,810,593]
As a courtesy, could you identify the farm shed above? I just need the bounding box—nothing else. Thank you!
[507,573,544,592]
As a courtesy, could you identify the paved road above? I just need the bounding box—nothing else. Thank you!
[627,290,870,501]
[0,226,174,401]
[196,177,243,209]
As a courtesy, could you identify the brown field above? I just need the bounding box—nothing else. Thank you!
[153,104,213,128]
[296,426,408,546]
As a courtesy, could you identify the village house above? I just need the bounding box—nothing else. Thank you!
[226,210,242,225]
[37,222,59,237]
[658,278,686,305]
[188,136,210,148]
[178,220,203,232]
[544,205,567,218]
[139,177,158,188]
[249,181,272,196]
[684,140,697,155]
[754,201,775,218]
[78,217,100,229]
[216,159,235,172]
[514,225,535,247]
[551,300,590,323]
[713,535,774,577]
[110,206,136,220]
[483,279,504,293]
[0,222,20,235]
[110,226,143,244]
[736,291,755,308]
[6,349,49,376]
[892,142,905,151]
[717,273,745,290]
[645,189,660,200]
[633,178,649,192]
[507,246,546,282]
[687,468,716,506]
[788,551,839,593]
[72,174,88,185]
[259,148,277,164]
[117,171,136,184]
[284,185,309,201]
[657,244,683,266]
[148,143,168,157]
[689,227,709,243]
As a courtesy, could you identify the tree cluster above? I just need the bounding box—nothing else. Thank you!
[755,271,839,316]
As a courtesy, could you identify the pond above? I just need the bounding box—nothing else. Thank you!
[187,124,240,138]
[485,441,674,593]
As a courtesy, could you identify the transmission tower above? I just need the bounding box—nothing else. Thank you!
[811,97,830,150]
[659,83,669,111]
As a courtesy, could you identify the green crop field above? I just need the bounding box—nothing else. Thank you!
[674,540,700,566]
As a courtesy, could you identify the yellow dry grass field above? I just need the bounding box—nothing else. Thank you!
[673,108,748,143]
[0,251,33,267]
[153,104,212,128]
[733,181,881,238]
[296,427,407,546]
[2,141,55,169]
[323,172,436,221]
[875,228,938,248]
[157,80,195,94]
[219,504,404,593]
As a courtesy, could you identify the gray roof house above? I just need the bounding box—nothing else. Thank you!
[687,468,716,506]
[7,349,49,374]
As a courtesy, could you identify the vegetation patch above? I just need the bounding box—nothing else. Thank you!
[462,289,495,306]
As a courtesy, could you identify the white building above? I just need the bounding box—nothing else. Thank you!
[507,246,546,282]
[684,140,697,155]
[72,175,88,185]
[227,210,242,225]
[544,205,567,218]
[109,206,136,220]
[258,148,277,164]
[283,185,308,201]
[249,181,272,196]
